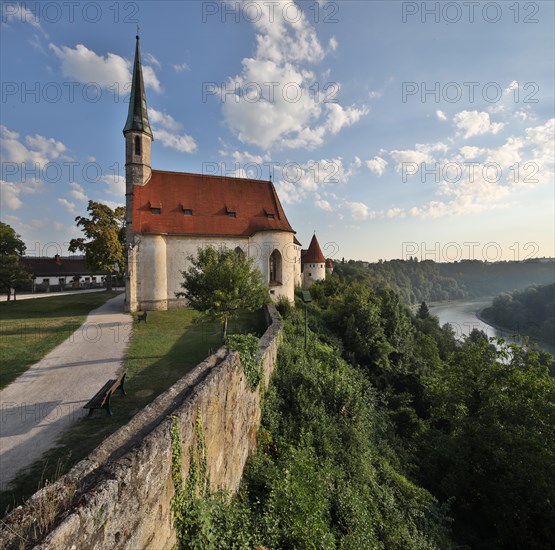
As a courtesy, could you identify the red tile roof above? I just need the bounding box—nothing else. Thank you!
[132,170,295,236]
[22,257,103,276]
[302,234,326,264]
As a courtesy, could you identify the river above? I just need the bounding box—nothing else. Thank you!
[429,297,555,357]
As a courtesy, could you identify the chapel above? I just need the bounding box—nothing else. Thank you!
[123,36,302,311]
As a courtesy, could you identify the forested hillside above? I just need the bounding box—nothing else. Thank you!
[171,274,555,549]
[335,259,555,304]
[481,283,555,345]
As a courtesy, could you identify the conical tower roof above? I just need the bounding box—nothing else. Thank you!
[302,234,326,264]
[123,35,153,138]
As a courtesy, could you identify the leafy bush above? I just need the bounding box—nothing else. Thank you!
[226,333,262,390]
[275,295,292,319]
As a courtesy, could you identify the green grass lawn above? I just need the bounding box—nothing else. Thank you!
[0,291,121,389]
[0,307,267,517]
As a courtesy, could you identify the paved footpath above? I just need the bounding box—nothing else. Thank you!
[0,293,132,491]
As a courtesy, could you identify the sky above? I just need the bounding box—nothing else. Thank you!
[1,0,554,263]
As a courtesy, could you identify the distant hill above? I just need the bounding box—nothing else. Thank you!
[333,259,555,304]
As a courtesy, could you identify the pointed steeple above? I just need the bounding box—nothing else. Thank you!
[123,34,153,138]
[303,234,326,264]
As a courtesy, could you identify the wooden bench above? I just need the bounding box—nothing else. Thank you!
[84,370,127,416]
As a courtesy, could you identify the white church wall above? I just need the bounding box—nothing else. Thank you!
[251,231,297,303]
[140,232,299,310]
[294,244,302,288]
[164,235,250,309]
[139,235,168,310]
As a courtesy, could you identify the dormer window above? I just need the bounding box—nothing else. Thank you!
[183,208,193,216]
[264,209,275,220]
[148,200,161,214]
[134,136,141,156]
[226,205,237,218]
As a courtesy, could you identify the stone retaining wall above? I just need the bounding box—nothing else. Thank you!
[0,306,282,550]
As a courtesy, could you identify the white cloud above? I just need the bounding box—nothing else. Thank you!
[172,63,190,73]
[453,110,505,139]
[525,117,554,158]
[436,110,448,121]
[144,52,161,69]
[219,2,367,150]
[315,198,332,211]
[2,3,42,30]
[99,174,125,196]
[276,157,359,204]
[142,65,162,93]
[216,149,272,178]
[387,207,406,219]
[504,80,519,94]
[229,150,270,164]
[155,129,198,154]
[147,108,182,132]
[57,198,76,213]
[0,180,23,210]
[49,43,128,88]
[147,107,197,153]
[347,201,370,220]
[365,156,388,176]
[416,141,449,155]
[403,118,554,219]
[459,146,486,160]
[389,149,433,172]
[325,102,369,135]
[486,136,523,169]
[1,125,66,168]
[49,43,161,93]
[25,133,66,159]
[514,111,530,122]
[69,182,88,202]
[99,199,125,210]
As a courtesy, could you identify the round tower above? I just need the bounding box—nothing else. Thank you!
[302,233,326,288]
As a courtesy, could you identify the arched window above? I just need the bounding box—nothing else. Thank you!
[134,135,141,156]
[269,249,282,284]
[234,246,245,259]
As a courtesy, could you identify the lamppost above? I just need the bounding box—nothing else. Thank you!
[302,290,312,350]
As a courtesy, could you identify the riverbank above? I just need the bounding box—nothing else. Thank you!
[428,297,555,357]
[476,308,554,355]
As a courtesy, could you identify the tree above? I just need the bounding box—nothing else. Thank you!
[176,246,269,339]
[68,201,125,291]
[417,301,430,319]
[419,338,555,548]
[0,221,31,301]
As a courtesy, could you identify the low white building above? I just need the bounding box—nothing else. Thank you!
[123,36,300,312]
[22,255,111,292]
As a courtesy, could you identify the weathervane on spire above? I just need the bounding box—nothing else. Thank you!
[137,24,140,38]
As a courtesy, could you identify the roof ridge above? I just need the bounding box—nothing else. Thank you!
[152,169,271,184]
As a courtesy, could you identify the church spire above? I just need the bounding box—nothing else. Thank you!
[123,34,153,138]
